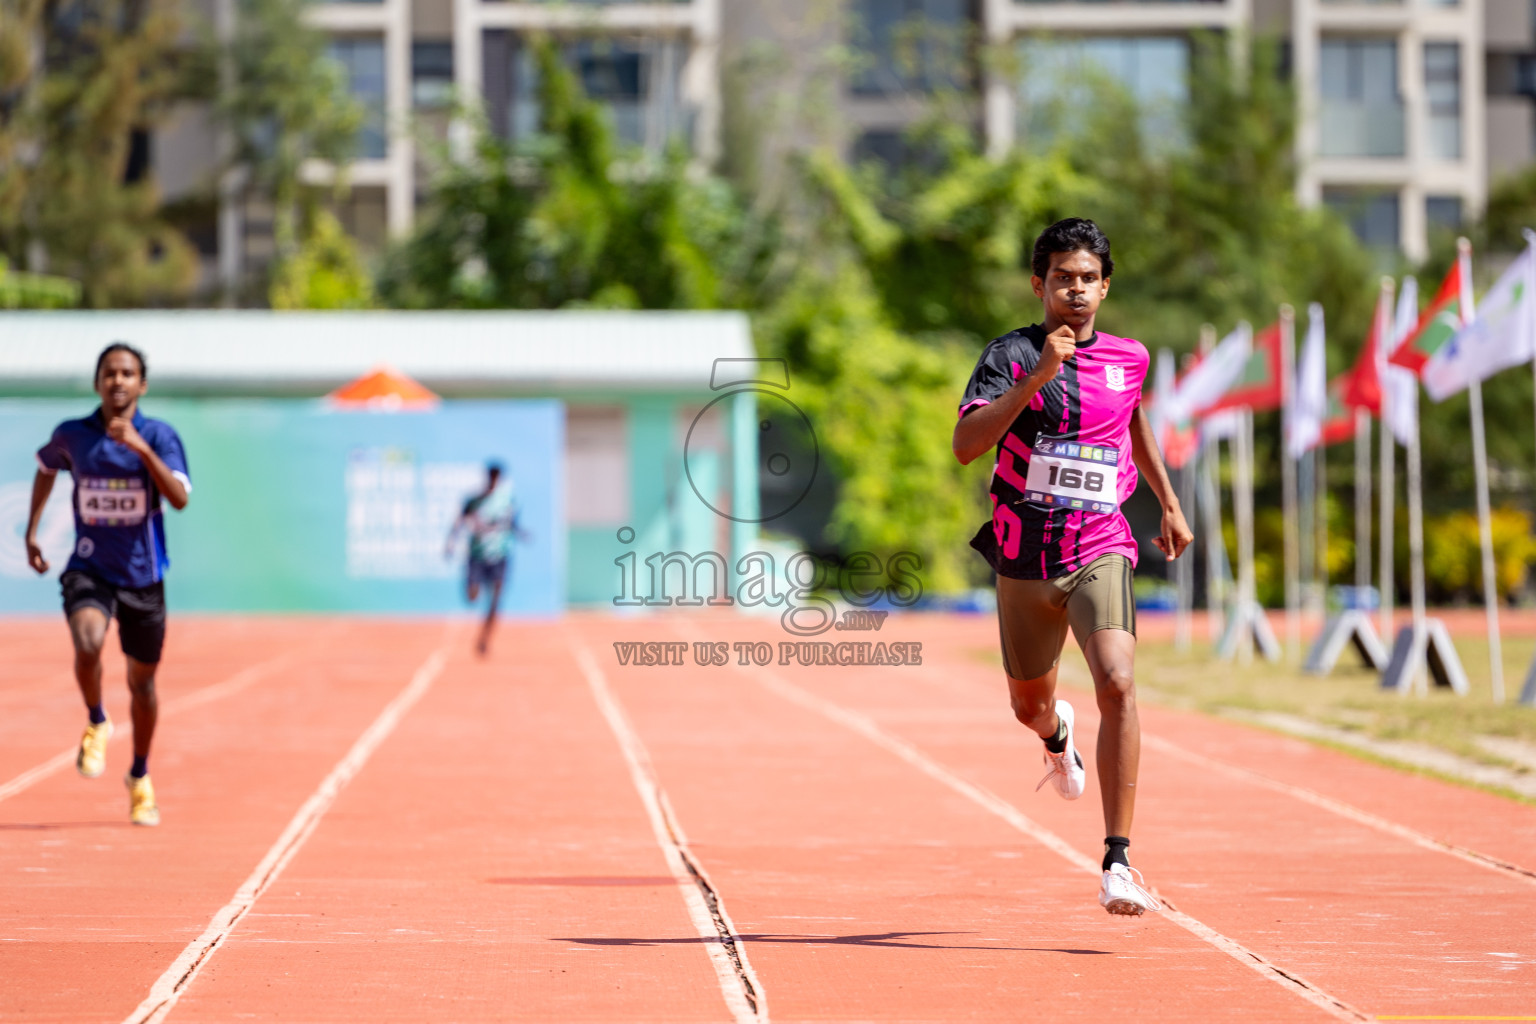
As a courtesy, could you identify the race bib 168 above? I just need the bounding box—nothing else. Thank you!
[1022,439,1121,514]
[78,477,148,526]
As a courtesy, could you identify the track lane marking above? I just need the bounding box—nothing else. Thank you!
[120,634,455,1024]
[570,636,766,1024]
[1139,734,1536,889]
[941,655,1536,889]
[0,652,296,807]
[744,665,1370,1024]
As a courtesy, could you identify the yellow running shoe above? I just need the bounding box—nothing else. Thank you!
[76,718,113,778]
[125,773,159,827]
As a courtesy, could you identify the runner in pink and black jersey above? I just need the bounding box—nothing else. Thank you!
[953,218,1193,916]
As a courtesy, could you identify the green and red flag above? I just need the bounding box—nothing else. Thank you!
[1389,261,1463,375]
[1202,321,1283,415]
[1343,287,1391,414]
[1318,373,1358,447]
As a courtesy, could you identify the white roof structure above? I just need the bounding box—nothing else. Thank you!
[0,310,754,396]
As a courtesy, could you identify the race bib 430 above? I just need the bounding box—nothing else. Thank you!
[1022,439,1121,514]
[78,477,148,526]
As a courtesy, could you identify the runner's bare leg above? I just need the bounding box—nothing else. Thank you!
[1006,667,1062,739]
[477,576,503,656]
[1083,628,1139,838]
[126,657,158,762]
[68,607,108,712]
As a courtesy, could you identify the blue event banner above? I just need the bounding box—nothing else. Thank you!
[0,399,565,614]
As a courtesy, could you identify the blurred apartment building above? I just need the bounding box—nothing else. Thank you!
[148,0,1536,291]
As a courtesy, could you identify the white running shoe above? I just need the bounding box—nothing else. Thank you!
[1099,863,1161,916]
[1034,699,1086,800]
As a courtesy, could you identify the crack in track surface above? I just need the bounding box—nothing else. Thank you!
[572,640,765,1022]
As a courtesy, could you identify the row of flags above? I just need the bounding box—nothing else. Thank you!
[1152,236,1536,457]
[1148,234,1536,702]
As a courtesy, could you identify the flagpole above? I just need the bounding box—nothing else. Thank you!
[1176,460,1195,653]
[1459,238,1505,703]
[1354,408,1371,600]
[1196,323,1225,645]
[1406,384,1428,695]
[1378,277,1397,645]
[1317,440,1329,612]
[1280,304,1301,661]
[1234,407,1257,666]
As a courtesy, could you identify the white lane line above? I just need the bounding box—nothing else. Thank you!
[121,639,454,1024]
[950,655,1536,890]
[748,667,1370,1024]
[1141,734,1536,889]
[0,653,295,807]
[571,639,766,1024]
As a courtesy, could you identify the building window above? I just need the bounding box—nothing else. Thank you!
[849,0,973,97]
[412,42,454,109]
[1324,187,1400,249]
[1425,195,1463,235]
[1017,36,1188,147]
[329,37,387,160]
[496,36,690,151]
[1424,42,1461,161]
[1319,38,1403,158]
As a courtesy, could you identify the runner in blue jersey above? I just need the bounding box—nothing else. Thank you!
[24,343,191,827]
[445,461,523,657]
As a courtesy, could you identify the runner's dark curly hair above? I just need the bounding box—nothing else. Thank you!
[96,342,148,380]
[1031,218,1114,280]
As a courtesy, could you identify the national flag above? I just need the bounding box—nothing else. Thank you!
[1318,374,1358,448]
[1389,261,1462,374]
[1204,321,1283,415]
[1150,348,1200,469]
[1343,286,1390,414]
[1383,276,1420,447]
[1163,324,1250,424]
[1422,241,1536,402]
[1288,303,1328,458]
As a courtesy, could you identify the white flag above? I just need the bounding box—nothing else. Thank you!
[1201,407,1243,443]
[1384,276,1420,446]
[1166,324,1251,425]
[1423,242,1536,402]
[1288,303,1327,458]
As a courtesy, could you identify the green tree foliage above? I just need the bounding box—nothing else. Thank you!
[0,254,81,307]
[378,39,767,311]
[214,0,365,280]
[0,0,196,306]
[1423,507,1536,604]
[381,32,1392,595]
[269,208,373,309]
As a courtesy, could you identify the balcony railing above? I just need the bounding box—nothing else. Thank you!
[1318,100,1405,158]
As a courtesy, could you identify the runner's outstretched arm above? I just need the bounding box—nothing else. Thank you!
[953,326,1077,465]
[24,469,56,574]
[1128,406,1193,560]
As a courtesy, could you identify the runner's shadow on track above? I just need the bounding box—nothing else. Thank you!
[558,932,1112,954]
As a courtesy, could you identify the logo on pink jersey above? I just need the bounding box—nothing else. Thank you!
[1105,365,1127,391]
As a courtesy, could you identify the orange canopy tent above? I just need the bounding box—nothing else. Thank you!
[325,365,439,411]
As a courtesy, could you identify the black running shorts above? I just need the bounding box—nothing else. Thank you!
[995,552,1136,680]
[60,570,167,664]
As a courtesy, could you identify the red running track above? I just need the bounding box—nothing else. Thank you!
[2,612,1533,1023]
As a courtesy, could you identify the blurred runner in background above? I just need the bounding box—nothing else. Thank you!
[25,343,192,827]
[446,461,524,657]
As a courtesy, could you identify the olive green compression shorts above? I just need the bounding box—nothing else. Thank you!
[995,553,1137,680]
